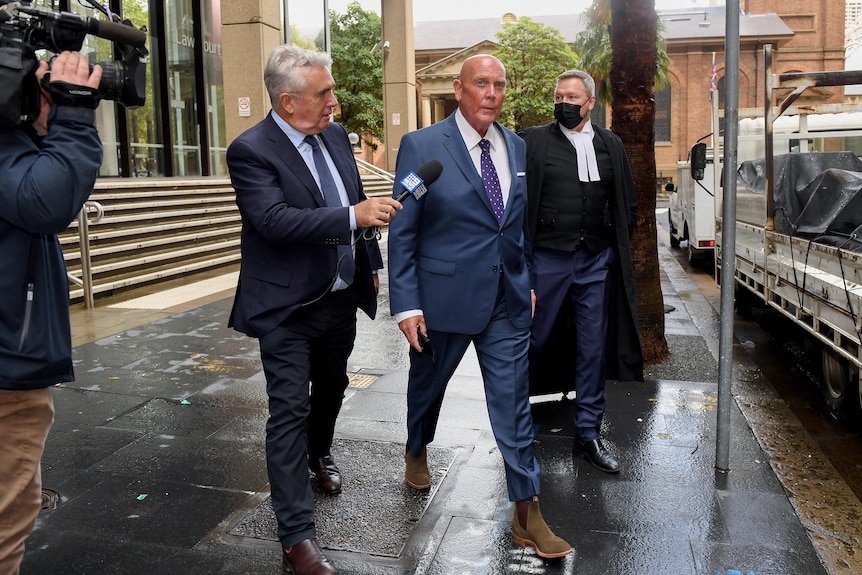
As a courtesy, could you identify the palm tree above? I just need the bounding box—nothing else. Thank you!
[609,0,668,363]
[576,0,672,107]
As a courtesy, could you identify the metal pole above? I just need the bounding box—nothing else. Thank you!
[716,0,740,472]
[282,0,289,44]
[323,0,331,54]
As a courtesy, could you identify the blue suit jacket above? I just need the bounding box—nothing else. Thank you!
[226,114,383,338]
[388,114,533,334]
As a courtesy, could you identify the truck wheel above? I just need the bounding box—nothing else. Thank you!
[819,347,860,418]
[734,283,756,317]
[688,242,702,264]
[669,212,680,248]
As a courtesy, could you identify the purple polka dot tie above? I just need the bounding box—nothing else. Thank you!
[479,139,504,223]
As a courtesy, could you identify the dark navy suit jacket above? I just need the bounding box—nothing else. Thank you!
[226,113,383,338]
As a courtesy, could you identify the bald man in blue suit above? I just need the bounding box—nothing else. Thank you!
[387,54,571,560]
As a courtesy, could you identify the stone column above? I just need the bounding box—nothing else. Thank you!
[433,99,446,125]
[381,0,417,171]
[221,0,282,145]
[421,96,432,129]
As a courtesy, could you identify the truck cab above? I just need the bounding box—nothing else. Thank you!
[668,142,718,263]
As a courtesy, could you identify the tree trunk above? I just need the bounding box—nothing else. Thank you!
[609,0,668,364]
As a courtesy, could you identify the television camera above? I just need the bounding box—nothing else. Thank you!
[0,0,149,128]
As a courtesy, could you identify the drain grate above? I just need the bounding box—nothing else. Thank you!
[347,373,378,389]
[227,439,457,556]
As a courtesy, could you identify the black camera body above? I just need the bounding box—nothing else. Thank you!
[0,1,149,128]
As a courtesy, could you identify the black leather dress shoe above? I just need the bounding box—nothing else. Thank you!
[573,438,620,473]
[283,538,337,574]
[309,455,342,495]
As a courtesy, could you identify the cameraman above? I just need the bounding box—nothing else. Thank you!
[0,51,102,575]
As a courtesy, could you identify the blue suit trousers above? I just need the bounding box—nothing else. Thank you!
[406,280,541,502]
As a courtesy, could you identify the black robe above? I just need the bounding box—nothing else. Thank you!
[519,122,644,391]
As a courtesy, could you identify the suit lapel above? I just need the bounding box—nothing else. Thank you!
[263,115,325,207]
[440,116,499,221]
[319,128,360,204]
[500,125,520,224]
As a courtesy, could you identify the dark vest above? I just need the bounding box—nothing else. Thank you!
[533,128,614,253]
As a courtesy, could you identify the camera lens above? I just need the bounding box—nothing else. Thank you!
[95,60,121,101]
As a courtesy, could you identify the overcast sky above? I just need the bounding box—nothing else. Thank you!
[327,0,722,22]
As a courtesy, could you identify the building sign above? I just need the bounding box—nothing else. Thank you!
[238,97,251,117]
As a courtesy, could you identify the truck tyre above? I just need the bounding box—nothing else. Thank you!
[819,346,860,418]
[688,241,704,264]
[669,212,680,248]
[734,283,757,317]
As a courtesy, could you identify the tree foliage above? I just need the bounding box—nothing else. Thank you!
[494,17,578,131]
[290,26,316,50]
[329,2,383,149]
[576,0,672,106]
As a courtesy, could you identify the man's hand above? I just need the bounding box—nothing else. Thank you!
[43,51,103,109]
[51,51,102,88]
[355,197,402,228]
[398,315,427,353]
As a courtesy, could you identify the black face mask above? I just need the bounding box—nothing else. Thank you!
[554,102,584,130]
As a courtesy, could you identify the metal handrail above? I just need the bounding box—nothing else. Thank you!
[355,157,394,183]
[68,200,103,309]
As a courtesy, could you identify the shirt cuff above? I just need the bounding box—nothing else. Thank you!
[394,309,422,323]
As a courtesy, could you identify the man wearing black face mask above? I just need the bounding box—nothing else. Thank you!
[519,69,643,474]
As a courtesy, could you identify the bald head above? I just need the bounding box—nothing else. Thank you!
[454,54,507,136]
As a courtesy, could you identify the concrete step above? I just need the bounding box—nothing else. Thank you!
[63,164,395,304]
[62,177,239,304]
[360,170,394,197]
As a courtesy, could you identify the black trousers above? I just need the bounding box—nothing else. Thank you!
[257,286,359,548]
[530,246,614,441]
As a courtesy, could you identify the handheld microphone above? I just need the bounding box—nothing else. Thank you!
[396,159,443,202]
[363,159,442,240]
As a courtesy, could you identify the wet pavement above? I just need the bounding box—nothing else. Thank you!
[19,225,862,574]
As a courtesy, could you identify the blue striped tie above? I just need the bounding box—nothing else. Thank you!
[304,135,354,285]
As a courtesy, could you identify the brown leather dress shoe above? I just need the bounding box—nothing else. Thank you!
[404,446,430,490]
[283,538,337,574]
[309,455,342,495]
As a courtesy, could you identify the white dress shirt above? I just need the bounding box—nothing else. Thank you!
[455,108,512,207]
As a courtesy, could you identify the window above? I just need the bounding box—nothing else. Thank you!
[285,0,327,50]
[655,86,671,143]
[124,0,163,177]
[164,0,202,176]
[202,0,226,175]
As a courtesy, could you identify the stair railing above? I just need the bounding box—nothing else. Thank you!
[67,200,104,309]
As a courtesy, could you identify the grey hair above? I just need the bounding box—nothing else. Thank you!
[264,44,333,107]
[556,69,595,98]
